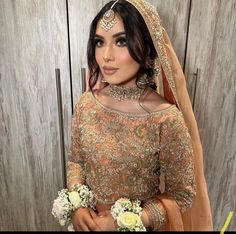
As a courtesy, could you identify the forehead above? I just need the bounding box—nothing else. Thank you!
[96,14,125,35]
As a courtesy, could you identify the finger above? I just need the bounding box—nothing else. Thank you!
[87,221,102,231]
[88,208,98,219]
[87,213,102,231]
[79,223,90,231]
[78,210,100,231]
[71,223,81,231]
[75,225,82,232]
[98,210,110,217]
[71,220,83,232]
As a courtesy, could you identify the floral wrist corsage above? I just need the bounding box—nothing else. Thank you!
[111,198,146,231]
[51,184,96,231]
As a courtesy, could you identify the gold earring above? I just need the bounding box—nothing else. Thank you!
[101,77,107,83]
[148,58,160,78]
[137,75,150,86]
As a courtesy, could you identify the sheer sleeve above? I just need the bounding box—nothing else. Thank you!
[66,100,85,190]
[143,110,196,230]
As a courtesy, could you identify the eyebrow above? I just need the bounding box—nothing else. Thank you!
[94,32,126,39]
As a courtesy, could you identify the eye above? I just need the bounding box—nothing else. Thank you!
[94,39,104,47]
[116,37,127,47]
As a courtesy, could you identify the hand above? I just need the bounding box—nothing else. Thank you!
[71,207,101,231]
[92,210,117,231]
[141,209,152,228]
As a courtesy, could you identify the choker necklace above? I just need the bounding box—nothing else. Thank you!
[108,84,145,101]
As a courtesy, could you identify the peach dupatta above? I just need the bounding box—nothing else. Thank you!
[125,0,213,230]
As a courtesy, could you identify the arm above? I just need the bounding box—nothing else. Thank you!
[142,111,196,230]
[67,101,85,190]
[66,97,101,231]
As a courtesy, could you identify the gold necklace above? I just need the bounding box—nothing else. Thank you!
[108,84,145,101]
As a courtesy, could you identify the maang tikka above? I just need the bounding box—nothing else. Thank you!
[100,0,119,31]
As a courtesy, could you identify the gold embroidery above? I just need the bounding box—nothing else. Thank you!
[67,92,195,209]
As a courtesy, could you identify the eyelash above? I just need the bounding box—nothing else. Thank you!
[94,37,127,47]
[94,39,104,47]
[116,37,127,47]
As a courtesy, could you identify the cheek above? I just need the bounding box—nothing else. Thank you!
[118,51,140,73]
[118,50,139,69]
[95,49,103,65]
[118,50,134,64]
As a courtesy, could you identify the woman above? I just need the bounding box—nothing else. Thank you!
[67,0,213,231]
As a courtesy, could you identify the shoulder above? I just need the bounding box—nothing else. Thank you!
[161,105,189,136]
[75,91,93,105]
[141,88,173,113]
[141,89,186,126]
[73,91,93,114]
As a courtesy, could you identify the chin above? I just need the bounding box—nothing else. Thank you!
[103,79,120,85]
[103,75,136,86]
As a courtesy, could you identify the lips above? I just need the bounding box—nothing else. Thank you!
[102,66,118,75]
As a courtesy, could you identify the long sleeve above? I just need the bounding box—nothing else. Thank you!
[66,100,85,189]
[161,111,196,212]
[143,110,196,230]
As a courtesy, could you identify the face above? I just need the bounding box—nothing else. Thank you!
[95,14,140,87]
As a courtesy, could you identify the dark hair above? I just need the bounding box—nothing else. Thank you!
[87,0,157,91]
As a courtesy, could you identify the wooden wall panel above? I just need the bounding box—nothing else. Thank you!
[0,0,71,231]
[185,0,236,230]
[148,0,190,67]
[68,0,110,107]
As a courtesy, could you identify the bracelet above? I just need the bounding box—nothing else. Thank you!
[143,199,166,231]
[51,184,95,230]
[111,198,146,231]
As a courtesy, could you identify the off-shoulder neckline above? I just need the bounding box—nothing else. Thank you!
[87,91,177,118]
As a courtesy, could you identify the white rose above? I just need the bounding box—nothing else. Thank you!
[59,219,66,226]
[117,212,142,229]
[68,191,82,208]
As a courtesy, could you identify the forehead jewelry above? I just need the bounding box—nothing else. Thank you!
[100,0,119,31]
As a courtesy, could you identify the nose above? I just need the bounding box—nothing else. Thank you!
[103,45,114,62]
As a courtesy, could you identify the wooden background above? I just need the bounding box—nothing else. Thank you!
[0,0,235,231]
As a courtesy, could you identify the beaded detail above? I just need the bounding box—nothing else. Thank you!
[100,0,119,31]
[67,92,195,209]
[143,198,167,231]
[108,84,145,101]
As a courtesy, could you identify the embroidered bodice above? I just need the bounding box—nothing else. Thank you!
[67,91,195,212]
